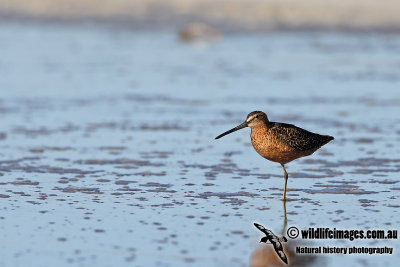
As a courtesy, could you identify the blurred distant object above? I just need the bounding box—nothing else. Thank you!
[1,0,400,31]
[179,23,220,45]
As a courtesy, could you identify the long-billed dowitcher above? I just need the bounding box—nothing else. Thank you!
[215,111,334,201]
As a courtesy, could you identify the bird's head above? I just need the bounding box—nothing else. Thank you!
[215,111,268,139]
[259,236,269,243]
[245,111,268,128]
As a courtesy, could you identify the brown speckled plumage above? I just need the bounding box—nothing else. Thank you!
[251,121,333,164]
[215,111,334,201]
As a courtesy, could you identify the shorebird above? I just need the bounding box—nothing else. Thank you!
[254,223,288,264]
[215,111,334,201]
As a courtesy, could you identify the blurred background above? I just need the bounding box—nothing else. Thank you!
[0,1,399,267]
[2,0,400,31]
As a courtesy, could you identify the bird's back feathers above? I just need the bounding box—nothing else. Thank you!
[269,122,334,152]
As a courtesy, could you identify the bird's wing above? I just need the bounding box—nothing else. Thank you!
[270,122,331,152]
[271,240,288,264]
[254,223,269,235]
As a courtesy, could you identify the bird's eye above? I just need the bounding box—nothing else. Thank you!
[255,115,259,118]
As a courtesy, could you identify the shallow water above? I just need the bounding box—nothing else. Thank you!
[0,22,399,267]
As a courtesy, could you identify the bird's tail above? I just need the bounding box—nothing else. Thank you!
[321,135,334,146]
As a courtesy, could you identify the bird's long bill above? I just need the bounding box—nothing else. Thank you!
[215,121,248,139]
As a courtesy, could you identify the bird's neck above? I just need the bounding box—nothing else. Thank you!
[251,120,270,131]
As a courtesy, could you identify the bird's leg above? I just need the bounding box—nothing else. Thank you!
[281,200,287,236]
[281,164,288,201]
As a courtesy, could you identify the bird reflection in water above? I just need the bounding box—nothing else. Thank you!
[250,202,324,266]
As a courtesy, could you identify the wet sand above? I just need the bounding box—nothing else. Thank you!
[0,22,399,266]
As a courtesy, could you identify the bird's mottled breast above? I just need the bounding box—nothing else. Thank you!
[251,127,290,153]
[250,126,312,164]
